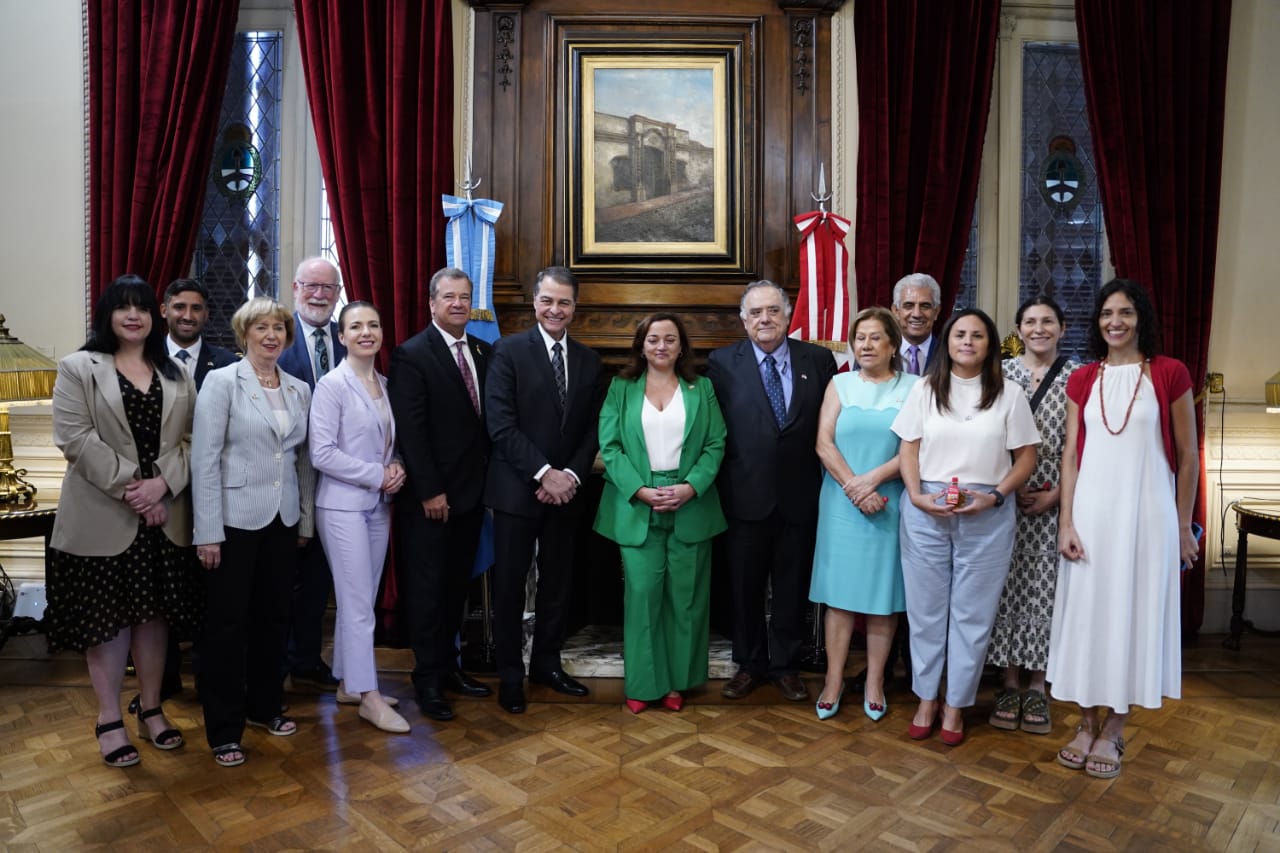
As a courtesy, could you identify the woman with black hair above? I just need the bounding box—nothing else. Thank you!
[1048,279,1199,779]
[987,296,1077,735]
[47,274,198,767]
[891,308,1040,745]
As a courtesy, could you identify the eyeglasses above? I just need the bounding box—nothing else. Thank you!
[297,281,340,295]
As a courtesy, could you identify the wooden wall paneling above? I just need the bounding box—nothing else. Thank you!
[465,0,845,355]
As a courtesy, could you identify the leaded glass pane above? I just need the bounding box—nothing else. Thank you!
[954,201,979,311]
[192,31,283,350]
[1019,43,1104,361]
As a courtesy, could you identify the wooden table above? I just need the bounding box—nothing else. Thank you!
[0,504,56,545]
[1224,500,1280,650]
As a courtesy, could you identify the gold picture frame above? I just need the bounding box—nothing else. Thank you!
[566,42,743,272]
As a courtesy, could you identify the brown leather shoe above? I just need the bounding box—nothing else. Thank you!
[721,669,765,699]
[773,674,809,702]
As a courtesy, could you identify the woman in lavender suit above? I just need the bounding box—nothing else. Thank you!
[310,301,408,733]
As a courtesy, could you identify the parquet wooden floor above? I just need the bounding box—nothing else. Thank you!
[2,636,1279,851]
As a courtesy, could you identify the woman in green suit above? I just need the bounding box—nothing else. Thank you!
[595,313,728,713]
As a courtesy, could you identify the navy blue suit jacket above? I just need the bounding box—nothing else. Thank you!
[706,338,837,524]
[192,341,238,391]
[277,313,347,389]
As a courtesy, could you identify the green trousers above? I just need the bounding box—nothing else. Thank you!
[620,471,711,701]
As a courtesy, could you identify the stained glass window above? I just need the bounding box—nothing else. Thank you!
[1019,42,1104,361]
[192,31,283,350]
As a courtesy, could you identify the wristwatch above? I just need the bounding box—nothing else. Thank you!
[987,488,1005,507]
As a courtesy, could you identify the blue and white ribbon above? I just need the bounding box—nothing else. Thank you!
[442,194,504,343]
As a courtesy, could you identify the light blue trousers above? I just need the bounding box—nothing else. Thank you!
[899,481,1016,707]
[317,503,391,694]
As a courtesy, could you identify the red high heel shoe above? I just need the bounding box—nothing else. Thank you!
[625,698,649,714]
[661,692,684,711]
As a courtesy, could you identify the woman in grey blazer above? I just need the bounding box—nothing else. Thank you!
[310,301,407,733]
[191,297,315,767]
[47,275,197,768]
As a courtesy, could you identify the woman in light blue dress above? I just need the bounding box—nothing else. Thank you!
[810,307,917,721]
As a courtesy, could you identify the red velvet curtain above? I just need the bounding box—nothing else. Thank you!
[853,0,1001,315]
[294,0,455,640]
[293,0,454,357]
[88,0,240,302]
[1076,0,1232,635]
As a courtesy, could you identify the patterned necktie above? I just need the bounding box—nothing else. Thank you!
[313,328,330,380]
[456,341,481,415]
[551,341,567,410]
[906,345,920,376]
[762,354,786,427]
[176,349,191,364]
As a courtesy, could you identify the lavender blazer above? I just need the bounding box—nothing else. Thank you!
[309,359,398,512]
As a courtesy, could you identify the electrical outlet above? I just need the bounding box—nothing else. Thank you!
[1207,372,1225,394]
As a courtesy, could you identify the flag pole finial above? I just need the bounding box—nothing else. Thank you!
[810,161,831,217]
[460,156,482,201]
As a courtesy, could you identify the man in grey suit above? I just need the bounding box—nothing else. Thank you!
[277,257,346,690]
[707,280,837,702]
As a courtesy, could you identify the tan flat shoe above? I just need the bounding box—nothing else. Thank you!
[359,703,410,734]
[337,686,398,707]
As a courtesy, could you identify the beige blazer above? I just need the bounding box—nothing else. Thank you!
[50,350,196,556]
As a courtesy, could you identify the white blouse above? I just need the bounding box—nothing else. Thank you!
[642,388,686,472]
[892,374,1040,485]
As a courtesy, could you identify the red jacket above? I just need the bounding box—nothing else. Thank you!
[1067,355,1192,474]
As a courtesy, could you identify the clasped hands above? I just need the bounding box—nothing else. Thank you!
[842,473,887,515]
[911,486,1000,517]
[381,462,406,495]
[536,468,578,506]
[124,475,169,527]
[638,482,695,513]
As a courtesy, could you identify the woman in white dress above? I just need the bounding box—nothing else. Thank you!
[1048,279,1199,779]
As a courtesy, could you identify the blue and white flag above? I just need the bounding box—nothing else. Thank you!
[442,194,504,343]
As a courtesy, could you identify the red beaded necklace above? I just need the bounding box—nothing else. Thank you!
[1098,358,1146,435]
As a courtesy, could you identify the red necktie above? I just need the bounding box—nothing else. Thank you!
[456,341,480,415]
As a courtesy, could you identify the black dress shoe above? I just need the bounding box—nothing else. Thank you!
[290,662,340,691]
[417,687,455,721]
[444,670,493,698]
[498,682,526,714]
[529,668,588,697]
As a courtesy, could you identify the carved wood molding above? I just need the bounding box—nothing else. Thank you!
[776,0,847,11]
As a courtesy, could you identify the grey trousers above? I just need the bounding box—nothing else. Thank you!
[900,481,1016,707]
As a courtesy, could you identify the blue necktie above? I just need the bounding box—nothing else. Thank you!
[314,328,330,380]
[762,354,786,427]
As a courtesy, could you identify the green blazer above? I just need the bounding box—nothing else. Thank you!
[594,373,728,547]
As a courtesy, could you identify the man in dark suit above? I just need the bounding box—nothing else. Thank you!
[162,278,237,391]
[388,267,494,721]
[892,272,942,375]
[276,256,347,690]
[484,266,602,714]
[139,277,238,707]
[707,280,837,702]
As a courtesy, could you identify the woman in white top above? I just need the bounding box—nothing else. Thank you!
[594,313,727,713]
[310,301,408,733]
[892,308,1040,745]
[192,297,315,767]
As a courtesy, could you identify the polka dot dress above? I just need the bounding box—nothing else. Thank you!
[45,372,201,653]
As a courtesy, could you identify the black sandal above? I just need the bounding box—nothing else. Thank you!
[988,688,1021,731]
[135,705,184,749]
[1019,689,1052,735]
[212,742,246,767]
[95,719,141,768]
[246,715,297,737]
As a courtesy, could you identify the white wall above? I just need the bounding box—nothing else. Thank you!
[0,0,87,360]
[1201,0,1280,634]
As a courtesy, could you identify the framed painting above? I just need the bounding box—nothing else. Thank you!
[565,42,743,272]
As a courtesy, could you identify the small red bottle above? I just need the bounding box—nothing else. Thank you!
[945,477,963,507]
